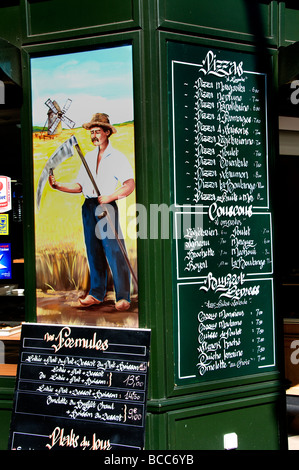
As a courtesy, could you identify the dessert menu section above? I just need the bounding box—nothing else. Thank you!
[9,323,151,450]
[168,41,276,386]
[175,275,275,382]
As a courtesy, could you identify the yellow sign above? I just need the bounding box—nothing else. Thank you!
[0,214,8,235]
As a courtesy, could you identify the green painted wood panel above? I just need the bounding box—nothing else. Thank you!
[0,378,15,450]
[24,0,140,40]
[167,395,284,450]
[158,0,278,45]
[281,5,299,44]
[0,408,12,450]
[0,3,22,48]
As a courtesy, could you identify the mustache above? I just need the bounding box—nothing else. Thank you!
[91,137,99,142]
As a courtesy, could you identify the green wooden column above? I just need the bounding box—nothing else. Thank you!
[142,0,286,450]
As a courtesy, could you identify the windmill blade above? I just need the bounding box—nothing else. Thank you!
[48,116,61,134]
[62,98,72,113]
[61,114,75,129]
[45,98,58,114]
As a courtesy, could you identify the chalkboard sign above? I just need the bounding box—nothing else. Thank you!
[8,323,151,450]
[168,41,276,386]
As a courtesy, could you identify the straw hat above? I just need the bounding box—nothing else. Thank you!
[82,113,117,133]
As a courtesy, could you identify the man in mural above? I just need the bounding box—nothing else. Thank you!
[49,113,135,311]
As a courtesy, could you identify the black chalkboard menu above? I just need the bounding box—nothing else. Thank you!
[168,41,276,386]
[8,323,151,450]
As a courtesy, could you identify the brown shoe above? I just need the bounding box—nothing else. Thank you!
[115,299,130,311]
[78,295,102,308]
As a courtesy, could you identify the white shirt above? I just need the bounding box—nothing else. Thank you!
[76,142,134,198]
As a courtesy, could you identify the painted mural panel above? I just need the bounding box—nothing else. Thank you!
[31,45,138,328]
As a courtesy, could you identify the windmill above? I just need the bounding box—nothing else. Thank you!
[44,98,76,135]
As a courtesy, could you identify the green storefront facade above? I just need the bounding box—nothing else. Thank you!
[1,0,299,450]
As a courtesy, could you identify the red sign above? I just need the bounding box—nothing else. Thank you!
[0,176,11,212]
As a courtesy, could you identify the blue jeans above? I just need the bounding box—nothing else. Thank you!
[82,198,130,302]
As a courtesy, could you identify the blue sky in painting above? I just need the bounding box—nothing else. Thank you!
[31,45,134,128]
